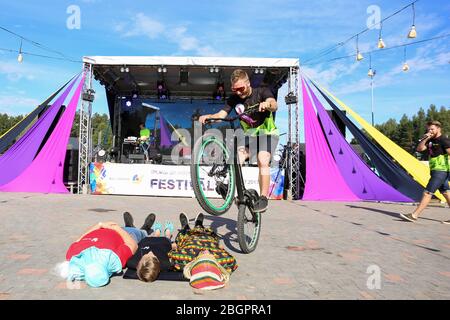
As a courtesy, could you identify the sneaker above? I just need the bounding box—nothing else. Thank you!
[399,213,417,223]
[442,220,450,225]
[194,212,204,227]
[215,182,229,200]
[179,212,189,229]
[141,213,156,234]
[253,196,268,213]
[123,212,134,228]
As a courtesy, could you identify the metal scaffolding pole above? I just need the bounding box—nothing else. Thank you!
[285,64,301,200]
[77,63,94,194]
[290,66,300,200]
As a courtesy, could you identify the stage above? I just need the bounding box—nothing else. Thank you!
[89,162,284,199]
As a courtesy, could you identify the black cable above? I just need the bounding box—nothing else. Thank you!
[0,25,79,61]
[303,0,420,65]
[0,47,82,63]
[303,33,450,67]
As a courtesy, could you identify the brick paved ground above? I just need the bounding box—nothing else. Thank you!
[0,193,448,300]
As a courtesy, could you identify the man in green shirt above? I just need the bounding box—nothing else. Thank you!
[139,123,151,161]
[400,121,450,224]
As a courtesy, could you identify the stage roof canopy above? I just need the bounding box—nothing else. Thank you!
[83,56,299,99]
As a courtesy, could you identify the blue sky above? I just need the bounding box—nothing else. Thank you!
[0,0,449,143]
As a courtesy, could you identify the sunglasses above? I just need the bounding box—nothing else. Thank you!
[231,86,246,93]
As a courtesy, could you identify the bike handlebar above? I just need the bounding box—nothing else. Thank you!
[203,103,260,124]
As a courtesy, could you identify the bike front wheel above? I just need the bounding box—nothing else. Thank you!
[191,134,236,216]
[237,204,261,253]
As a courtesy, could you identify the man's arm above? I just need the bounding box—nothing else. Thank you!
[259,97,278,113]
[416,133,432,152]
[199,110,228,124]
[104,224,138,254]
[74,221,121,242]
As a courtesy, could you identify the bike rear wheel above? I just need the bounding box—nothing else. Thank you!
[237,203,261,253]
[191,134,236,216]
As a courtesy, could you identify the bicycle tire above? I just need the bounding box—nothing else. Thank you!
[237,204,261,253]
[191,133,235,216]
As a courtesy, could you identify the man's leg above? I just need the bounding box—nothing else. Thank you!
[123,227,147,243]
[400,170,446,222]
[257,150,272,197]
[411,192,433,219]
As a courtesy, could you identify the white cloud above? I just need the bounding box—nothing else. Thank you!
[121,13,165,39]
[0,61,37,82]
[0,95,40,115]
[116,13,221,56]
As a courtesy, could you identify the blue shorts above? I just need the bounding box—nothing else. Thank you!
[425,170,450,195]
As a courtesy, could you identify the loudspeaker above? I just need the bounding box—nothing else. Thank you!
[128,154,145,163]
[64,149,79,183]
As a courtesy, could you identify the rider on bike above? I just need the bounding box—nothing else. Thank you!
[199,69,279,213]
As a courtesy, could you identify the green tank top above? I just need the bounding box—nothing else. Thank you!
[240,112,279,137]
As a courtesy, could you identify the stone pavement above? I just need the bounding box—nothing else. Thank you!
[0,192,449,300]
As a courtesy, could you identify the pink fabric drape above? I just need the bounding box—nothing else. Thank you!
[301,78,359,201]
[0,74,85,193]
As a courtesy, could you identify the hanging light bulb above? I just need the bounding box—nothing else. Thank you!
[367,54,375,77]
[356,35,364,61]
[408,25,417,39]
[407,3,417,38]
[378,22,386,49]
[402,46,410,72]
[402,62,410,72]
[356,51,364,61]
[17,40,23,63]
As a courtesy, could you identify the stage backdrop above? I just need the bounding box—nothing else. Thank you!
[89,163,284,199]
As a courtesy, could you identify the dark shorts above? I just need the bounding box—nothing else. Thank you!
[425,170,450,194]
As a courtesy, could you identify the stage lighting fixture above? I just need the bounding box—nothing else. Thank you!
[213,82,225,100]
[157,80,168,99]
[157,66,167,73]
[284,92,298,105]
[82,89,96,102]
[209,66,220,73]
[125,99,132,107]
[120,66,129,73]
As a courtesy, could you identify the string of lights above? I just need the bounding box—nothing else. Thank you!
[303,33,450,67]
[0,25,80,63]
[0,47,83,63]
[302,0,420,65]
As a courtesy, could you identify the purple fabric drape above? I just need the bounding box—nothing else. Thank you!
[305,80,413,202]
[159,113,174,148]
[0,75,80,186]
[301,78,359,201]
[0,74,85,193]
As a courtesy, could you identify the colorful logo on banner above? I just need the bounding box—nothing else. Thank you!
[132,174,143,184]
[89,163,108,194]
[269,167,284,200]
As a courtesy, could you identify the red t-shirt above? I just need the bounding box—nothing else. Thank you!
[66,228,133,267]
